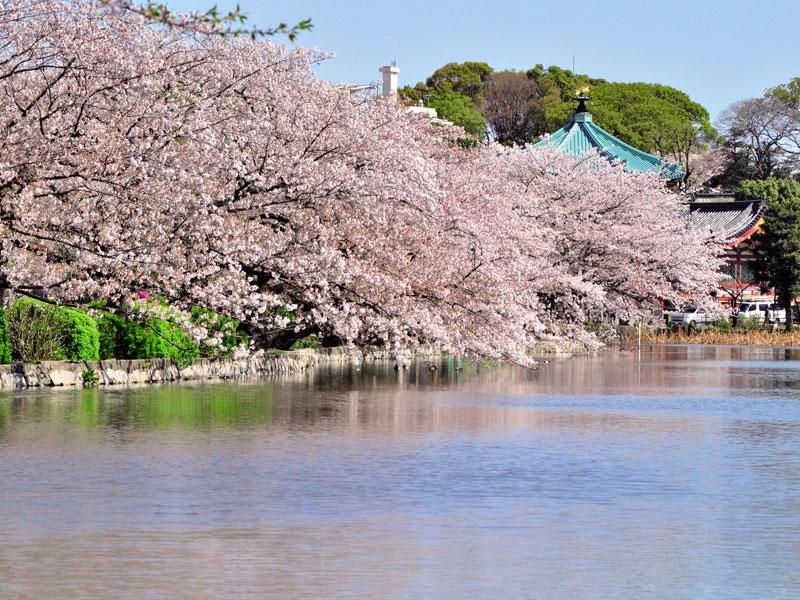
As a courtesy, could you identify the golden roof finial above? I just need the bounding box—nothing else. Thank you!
[572,86,592,114]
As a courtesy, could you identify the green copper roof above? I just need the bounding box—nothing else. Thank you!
[533,110,683,180]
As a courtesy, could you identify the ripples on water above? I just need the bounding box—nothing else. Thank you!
[3,345,800,599]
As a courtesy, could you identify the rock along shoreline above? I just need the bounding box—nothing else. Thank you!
[0,347,441,390]
[0,340,582,390]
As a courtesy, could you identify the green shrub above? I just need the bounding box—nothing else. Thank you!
[96,311,127,360]
[53,306,100,361]
[0,309,11,364]
[290,334,320,350]
[82,368,100,386]
[709,317,733,332]
[735,315,764,331]
[6,298,67,362]
[96,305,247,363]
[123,317,199,365]
[6,297,247,365]
[6,298,100,362]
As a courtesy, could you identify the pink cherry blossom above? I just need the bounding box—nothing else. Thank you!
[0,0,722,364]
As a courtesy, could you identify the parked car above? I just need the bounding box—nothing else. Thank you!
[736,301,786,324]
[669,306,714,329]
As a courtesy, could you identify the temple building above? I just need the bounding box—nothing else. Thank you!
[536,94,765,306]
[533,94,683,180]
[686,194,765,306]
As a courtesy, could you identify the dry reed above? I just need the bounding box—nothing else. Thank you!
[644,329,800,347]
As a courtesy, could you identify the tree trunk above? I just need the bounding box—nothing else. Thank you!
[784,291,794,332]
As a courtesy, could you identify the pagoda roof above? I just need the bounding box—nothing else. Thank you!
[533,109,683,180]
[687,195,765,246]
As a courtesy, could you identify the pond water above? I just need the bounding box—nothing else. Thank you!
[3,345,800,599]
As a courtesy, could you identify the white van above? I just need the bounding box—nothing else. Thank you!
[669,306,713,328]
[737,302,785,323]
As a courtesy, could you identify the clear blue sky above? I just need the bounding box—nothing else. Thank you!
[171,0,799,122]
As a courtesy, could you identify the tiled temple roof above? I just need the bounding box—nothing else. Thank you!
[533,99,683,180]
[687,195,765,245]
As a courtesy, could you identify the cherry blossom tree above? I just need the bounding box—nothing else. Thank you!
[0,0,538,360]
[681,147,731,193]
[0,0,722,363]
[505,148,724,327]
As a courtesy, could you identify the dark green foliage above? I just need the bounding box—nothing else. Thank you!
[290,334,320,350]
[524,64,605,133]
[739,178,800,330]
[0,309,10,364]
[425,62,493,100]
[96,311,127,360]
[398,82,428,105]
[767,76,800,108]
[737,177,800,203]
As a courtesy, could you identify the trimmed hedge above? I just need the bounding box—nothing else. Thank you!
[96,310,127,360]
[96,310,198,363]
[290,334,320,350]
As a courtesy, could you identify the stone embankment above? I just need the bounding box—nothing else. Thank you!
[529,340,592,356]
[0,347,434,390]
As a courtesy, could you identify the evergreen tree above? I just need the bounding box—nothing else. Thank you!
[408,62,714,153]
[739,178,800,330]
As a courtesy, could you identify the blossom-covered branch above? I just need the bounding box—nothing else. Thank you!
[98,0,312,39]
[0,0,722,363]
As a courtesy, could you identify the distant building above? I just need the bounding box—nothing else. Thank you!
[378,64,400,100]
[533,94,683,180]
[534,94,767,306]
[378,64,453,126]
[687,194,765,306]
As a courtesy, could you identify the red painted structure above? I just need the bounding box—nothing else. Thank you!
[688,193,766,307]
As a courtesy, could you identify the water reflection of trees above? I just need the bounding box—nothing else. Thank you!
[0,383,279,432]
[2,345,800,436]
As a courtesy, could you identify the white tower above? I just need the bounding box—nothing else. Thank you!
[379,63,399,99]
